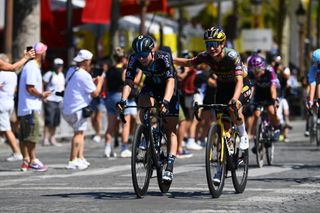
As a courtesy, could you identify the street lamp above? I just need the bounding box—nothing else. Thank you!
[295,1,306,79]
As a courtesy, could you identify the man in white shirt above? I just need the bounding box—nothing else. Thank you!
[42,58,65,146]
[17,42,51,172]
[0,53,23,161]
[63,49,104,170]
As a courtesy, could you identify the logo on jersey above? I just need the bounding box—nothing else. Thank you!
[158,53,170,67]
[228,50,238,59]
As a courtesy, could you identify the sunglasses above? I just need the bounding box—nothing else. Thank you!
[136,52,150,58]
[205,41,220,49]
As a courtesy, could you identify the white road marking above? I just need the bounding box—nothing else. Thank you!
[0,164,298,188]
[248,166,292,177]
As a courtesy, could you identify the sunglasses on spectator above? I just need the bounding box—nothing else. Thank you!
[205,41,220,49]
[136,52,150,58]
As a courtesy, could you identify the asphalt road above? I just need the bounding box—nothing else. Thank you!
[0,119,319,213]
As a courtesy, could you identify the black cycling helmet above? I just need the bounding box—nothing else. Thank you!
[204,27,226,43]
[132,35,155,53]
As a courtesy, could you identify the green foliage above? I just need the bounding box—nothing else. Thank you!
[192,4,218,29]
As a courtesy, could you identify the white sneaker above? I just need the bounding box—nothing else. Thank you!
[120,149,132,158]
[104,145,117,158]
[6,153,23,162]
[66,159,88,170]
[186,140,203,150]
[239,135,249,150]
[76,159,89,170]
[78,158,90,166]
[66,159,79,170]
[93,135,101,144]
[104,145,111,157]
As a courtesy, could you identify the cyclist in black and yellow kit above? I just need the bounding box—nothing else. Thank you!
[117,35,178,183]
[174,27,251,184]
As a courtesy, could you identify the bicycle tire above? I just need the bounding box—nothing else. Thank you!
[265,141,274,165]
[156,147,171,193]
[309,115,315,144]
[131,125,152,198]
[255,119,265,168]
[205,125,226,198]
[316,122,320,147]
[231,133,249,193]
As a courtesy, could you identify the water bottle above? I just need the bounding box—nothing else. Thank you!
[225,131,234,155]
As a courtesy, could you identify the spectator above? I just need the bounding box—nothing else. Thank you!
[17,42,51,171]
[42,58,65,146]
[104,47,131,158]
[62,49,104,170]
[90,59,108,144]
[0,53,23,161]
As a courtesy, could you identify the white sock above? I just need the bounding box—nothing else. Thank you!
[237,123,247,137]
[187,138,195,144]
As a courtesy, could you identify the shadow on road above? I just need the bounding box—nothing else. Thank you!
[43,191,172,200]
[249,176,320,184]
[43,191,138,200]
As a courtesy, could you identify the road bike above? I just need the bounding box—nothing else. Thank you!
[306,103,320,146]
[119,104,171,198]
[254,104,277,167]
[194,102,249,198]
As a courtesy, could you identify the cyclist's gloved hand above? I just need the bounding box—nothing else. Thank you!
[305,100,313,109]
[116,99,127,111]
[228,99,239,111]
[160,99,170,116]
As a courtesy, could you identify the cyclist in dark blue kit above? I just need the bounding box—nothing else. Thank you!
[117,35,178,183]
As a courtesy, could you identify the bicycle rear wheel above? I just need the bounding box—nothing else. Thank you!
[231,133,249,193]
[309,115,316,144]
[205,125,226,198]
[265,141,274,166]
[255,120,265,168]
[316,122,320,147]
[131,125,152,198]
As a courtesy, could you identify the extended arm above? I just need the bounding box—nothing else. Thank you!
[0,50,35,71]
[173,57,192,67]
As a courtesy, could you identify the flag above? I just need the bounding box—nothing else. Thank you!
[82,0,112,24]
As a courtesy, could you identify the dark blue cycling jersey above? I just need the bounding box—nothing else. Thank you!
[126,50,177,97]
[126,50,179,116]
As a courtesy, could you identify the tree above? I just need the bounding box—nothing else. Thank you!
[12,0,40,60]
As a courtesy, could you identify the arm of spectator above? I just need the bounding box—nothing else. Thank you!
[26,85,51,99]
[91,75,104,98]
[176,67,190,80]
[0,50,35,71]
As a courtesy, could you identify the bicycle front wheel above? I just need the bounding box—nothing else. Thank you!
[205,125,226,198]
[131,125,152,198]
[255,121,265,168]
[155,138,171,193]
[231,134,249,193]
